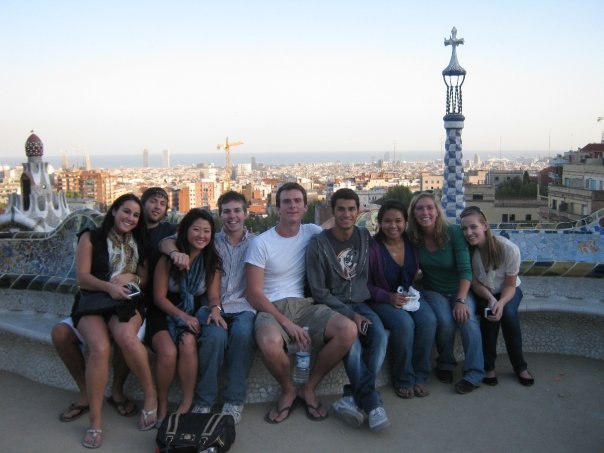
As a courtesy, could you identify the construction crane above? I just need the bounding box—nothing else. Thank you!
[217,137,243,190]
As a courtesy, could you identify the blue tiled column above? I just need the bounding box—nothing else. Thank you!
[442,113,465,222]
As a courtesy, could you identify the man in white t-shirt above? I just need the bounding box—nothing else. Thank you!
[246,182,357,424]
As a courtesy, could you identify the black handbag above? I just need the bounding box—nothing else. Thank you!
[74,288,139,322]
[156,412,236,453]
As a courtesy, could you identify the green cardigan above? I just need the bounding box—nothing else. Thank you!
[418,223,472,295]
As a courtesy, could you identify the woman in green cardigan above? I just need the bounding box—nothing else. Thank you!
[407,192,485,394]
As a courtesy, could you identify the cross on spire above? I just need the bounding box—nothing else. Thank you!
[444,27,464,50]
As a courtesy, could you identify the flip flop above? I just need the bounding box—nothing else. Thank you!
[106,396,138,417]
[299,398,328,421]
[138,407,158,431]
[82,428,103,449]
[264,398,300,424]
[59,403,89,422]
[413,384,430,397]
[395,387,415,399]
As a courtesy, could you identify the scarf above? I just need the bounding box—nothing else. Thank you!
[106,228,139,280]
[167,252,205,342]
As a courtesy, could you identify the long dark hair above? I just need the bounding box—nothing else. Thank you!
[374,200,409,244]
[173,208,222,285]
[100,193,147,263]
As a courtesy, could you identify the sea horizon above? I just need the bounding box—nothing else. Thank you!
[1,149,549,169]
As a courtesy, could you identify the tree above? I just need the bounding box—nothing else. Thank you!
[495,176,537,199]
[376,186,413,207]
[303,201,317,224]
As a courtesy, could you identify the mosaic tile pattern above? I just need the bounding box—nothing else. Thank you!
[442,126,466,221]
[1,208,102,282]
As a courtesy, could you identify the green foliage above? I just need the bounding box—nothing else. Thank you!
[303,202,317,224]
[495,176,537,199]
[376,186,413,207]
[244,212,279,233]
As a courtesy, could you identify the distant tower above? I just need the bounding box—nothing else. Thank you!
[85,152,91,171]
[61,151,69,170]
[0,131,70,232]
[163,149,170,168]
[251,156,257,170]
[474,153,481,167]
[441,27,467,222]
[143,149,149,168]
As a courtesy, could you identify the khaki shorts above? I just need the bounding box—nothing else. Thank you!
[255,297,336,351]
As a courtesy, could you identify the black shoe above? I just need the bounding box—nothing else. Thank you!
[455,379,478,394]
[483,376,498,386]
[436,370,453,383]
[516,371,534,387]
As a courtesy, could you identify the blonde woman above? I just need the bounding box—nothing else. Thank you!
[460,206,533,387]
[407,192,484,394]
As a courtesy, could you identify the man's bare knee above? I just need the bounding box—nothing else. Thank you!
[325,314,357,345]
[256,327,285,357]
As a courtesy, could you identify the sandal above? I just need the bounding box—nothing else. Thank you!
[395,387,415,399]
[106,396,137,417]
[413,384,430,397]
[59,403,89,422]
[139,407,158,431]
[299,397,328,421]
[82,428,103,449]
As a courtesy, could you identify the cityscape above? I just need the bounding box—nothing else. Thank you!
[2,127,603,235]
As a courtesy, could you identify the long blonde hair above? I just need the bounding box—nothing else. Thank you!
[460,206,503,270]
[407,192,449,249]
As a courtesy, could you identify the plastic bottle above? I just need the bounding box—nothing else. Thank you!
[292,326,311,385]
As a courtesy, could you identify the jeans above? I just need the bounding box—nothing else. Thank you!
[423,290,485,385]
[478,287,527,373]
[195,309,256,406]
[342,303,388,413]
[371,299,437,388]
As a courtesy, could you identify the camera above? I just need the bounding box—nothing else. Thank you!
[484,307,493,317]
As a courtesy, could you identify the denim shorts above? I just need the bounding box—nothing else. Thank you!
[255,297,335,351]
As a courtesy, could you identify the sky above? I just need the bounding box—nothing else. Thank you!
[1,0,603,163]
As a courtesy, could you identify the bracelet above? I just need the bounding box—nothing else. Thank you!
[168,250,178,258]
[210,305,222,313]
[455,298,466,305]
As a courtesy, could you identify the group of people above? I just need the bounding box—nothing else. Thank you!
[52,184,534,449]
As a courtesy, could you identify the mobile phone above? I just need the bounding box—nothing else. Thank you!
[484,307,493,317]
[128,291,141,299]
[360,320,369,335]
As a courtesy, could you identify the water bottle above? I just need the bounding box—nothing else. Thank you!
[292,326,311,385]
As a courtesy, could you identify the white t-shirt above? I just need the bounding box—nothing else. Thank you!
[245,223,322,302]
[471,235,521,294]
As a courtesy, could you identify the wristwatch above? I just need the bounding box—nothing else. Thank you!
[455,298,466,305]
[210,305,222,313]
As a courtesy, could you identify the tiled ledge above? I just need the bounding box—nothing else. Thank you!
[0,273,78,294]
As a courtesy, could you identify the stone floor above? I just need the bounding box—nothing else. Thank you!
[1,353,603,453]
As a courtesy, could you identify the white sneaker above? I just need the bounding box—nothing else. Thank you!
[368,406,390,431]
[221,403,243,424]
[331,396,364,428]
[191,405,211,414]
